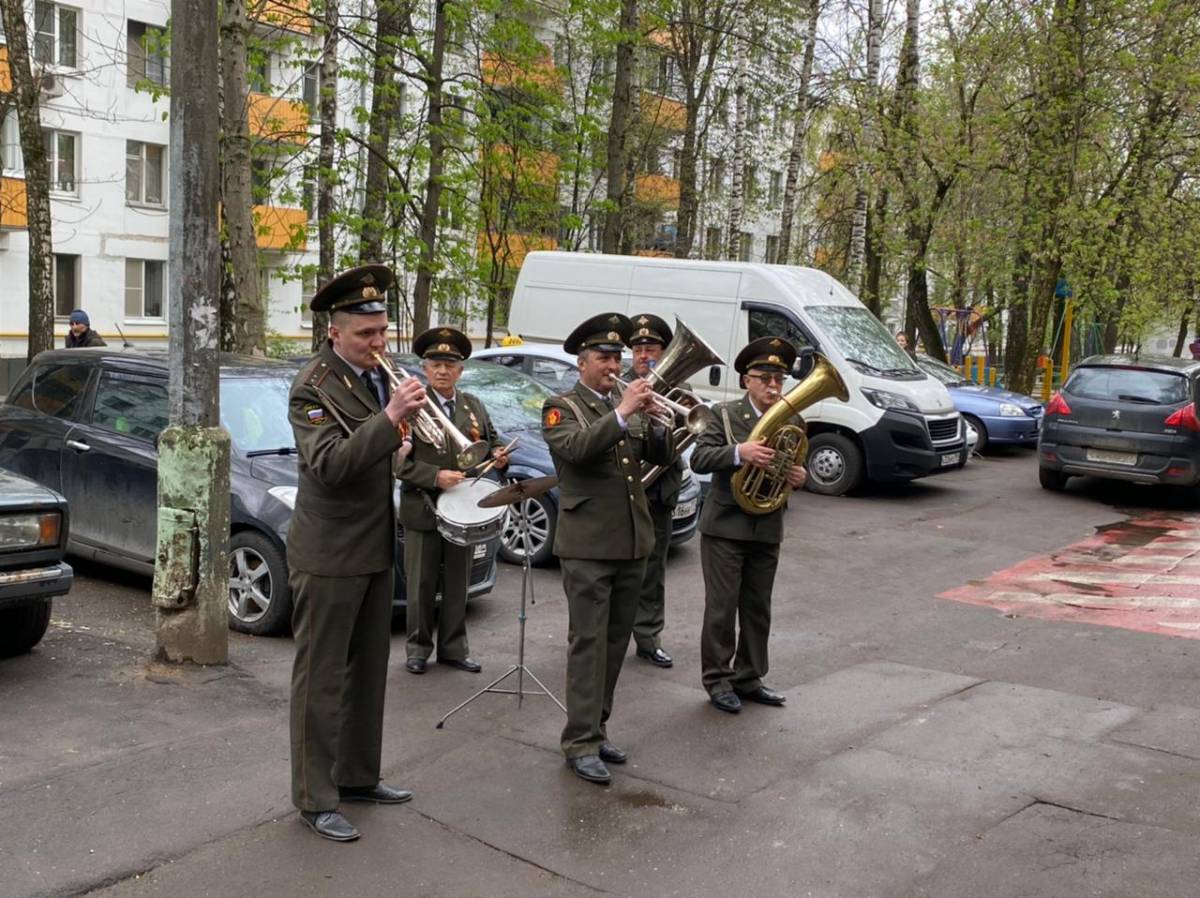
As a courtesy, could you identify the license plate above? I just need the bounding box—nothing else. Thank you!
[940,452,959,467]
[673,500,697,520]
[473,543,488,559]
[1087,448,1137,466]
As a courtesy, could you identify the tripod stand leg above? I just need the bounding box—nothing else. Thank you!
[436,664,521,728]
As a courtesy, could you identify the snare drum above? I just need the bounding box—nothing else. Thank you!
[436,480,508,546]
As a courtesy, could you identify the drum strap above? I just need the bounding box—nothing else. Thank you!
[562,397,589,429]
[312,385,354,436]
[721,406,734,445]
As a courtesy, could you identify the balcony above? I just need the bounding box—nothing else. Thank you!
[639,91,686,132]
[252,0,312,33]
[477,231,557,267]
[634,173,680,210]
[482,51,561,92]
[254,205,307,251]
[1,46,11,93]
[248,92,310,143]
[483,145,559,186]
[1,177,27,229]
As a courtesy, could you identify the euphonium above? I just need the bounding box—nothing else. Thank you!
[731,354,849,515]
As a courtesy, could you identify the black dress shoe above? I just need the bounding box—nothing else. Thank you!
[566,755,611,784]
[710,691,742,714]
[636,647,674,668]
[339,783,413,804]
[598,742,627,764]
[438,657,482,673]
[736,685,786,706]
[406,658,427,674]
[300,810,360,842]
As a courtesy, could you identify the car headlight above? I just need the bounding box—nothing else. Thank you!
[999,403,1025,417]
[268,486,297,509]
[861,388,920,412]
[0,511,62,550]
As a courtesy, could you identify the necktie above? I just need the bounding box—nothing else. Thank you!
[443,399,455,419]
[361,370,381,408]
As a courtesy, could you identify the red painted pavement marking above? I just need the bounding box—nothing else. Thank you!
[939,512,1200,639]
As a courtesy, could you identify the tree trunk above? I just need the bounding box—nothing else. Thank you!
[778,0,820,265]
[602,0,637,254]
[0,0,55,361]
[218,0,264,355]
[673,96,701,258]
[846,0,881,290]
[359,0,403,263]
[862,185,887,316]
[724,39,747,260]
[412,0,449,335]
[313,0,339,351]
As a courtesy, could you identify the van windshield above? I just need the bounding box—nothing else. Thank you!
[805,306,921,377]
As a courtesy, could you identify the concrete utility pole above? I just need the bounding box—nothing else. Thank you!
[151,0,230,663]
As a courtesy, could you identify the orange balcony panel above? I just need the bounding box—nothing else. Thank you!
[482,51,561,92]
[639,91,686,132]
[484,145,559,185]
[254,205,308,251]
[252,0,312,33]
[248,92,310,143]
[1,46,12,93]
[635,249,673,258]
[1,177,28,229]
[477,231,557,268]
[634,173,680,209]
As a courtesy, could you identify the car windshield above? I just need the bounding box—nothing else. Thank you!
[460,361,554,431]
[1066,366,1190,404]
[917,356,966,386]
[805,306,920,375]
[219,374,297,452]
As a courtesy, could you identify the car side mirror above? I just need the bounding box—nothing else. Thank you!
[794,347,816,381]
[708,365,721,386]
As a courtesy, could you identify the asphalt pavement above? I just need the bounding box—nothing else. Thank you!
[2,449,1198,898]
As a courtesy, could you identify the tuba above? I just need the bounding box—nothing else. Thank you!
[731,354,849,514]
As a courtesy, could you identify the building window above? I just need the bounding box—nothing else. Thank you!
[126,141,165,206]
[743,164,758,202]
[127,21,167,88]
[302,63,319,115]
[125,258,165,318]
[1,111,22,174]
[768,170,782,207]
[250,50,272,93]
[705,226,722,260]
[765,234,780,264]
[259,268,272,308]
[54,254,79,317]
[301,270,315,324]
[43,130,78,194]
[706,157,724,192]
[738,231,753,262]
[34,1,78,68]
[251,159,273,203]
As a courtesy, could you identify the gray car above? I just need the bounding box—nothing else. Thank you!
[1038,354,1200,494]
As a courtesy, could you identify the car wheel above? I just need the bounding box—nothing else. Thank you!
[499,491,557,567]
[964,414,989,453]
[228,530,292,636]
[805,433,864,496]
[0,600,52,657]
[1038,466,1069,491]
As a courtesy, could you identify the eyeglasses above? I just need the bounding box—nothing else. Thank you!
[745,372,786,384]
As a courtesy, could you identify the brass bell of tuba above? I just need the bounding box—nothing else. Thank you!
[731,354,849,515]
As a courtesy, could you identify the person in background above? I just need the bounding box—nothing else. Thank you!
[65,310,106,348]
[1188,336,1200,361]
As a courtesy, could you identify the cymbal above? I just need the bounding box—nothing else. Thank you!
[477,475,559,508]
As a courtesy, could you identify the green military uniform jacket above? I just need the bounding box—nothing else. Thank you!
[397,390,504,531]
[542,381,676,560]
[689,395,800,545]
[287,342,406,575]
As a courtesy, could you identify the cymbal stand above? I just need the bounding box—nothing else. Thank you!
[436,486,565,728]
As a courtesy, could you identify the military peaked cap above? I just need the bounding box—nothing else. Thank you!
[563,312,632,355]
[628,313,673,347]
[310,264,392,314]
[734,336,797,375]
[413,326,472,361]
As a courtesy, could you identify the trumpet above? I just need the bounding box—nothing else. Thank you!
[371,352,490,469]
[609,375,715,433]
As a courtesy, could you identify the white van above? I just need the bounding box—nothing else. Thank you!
[507,251,967,495]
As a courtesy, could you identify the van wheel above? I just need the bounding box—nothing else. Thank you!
[0,600,52,657]
[805,433,863,496]
[1038,466,1069,491]
[228,530,292,636]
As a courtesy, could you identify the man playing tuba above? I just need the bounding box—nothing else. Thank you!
[689,337,807,714]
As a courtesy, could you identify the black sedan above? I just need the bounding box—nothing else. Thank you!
[0,349,498,637]
[1038,354,1200,494]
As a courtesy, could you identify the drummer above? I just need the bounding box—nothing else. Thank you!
[398,327,509,674]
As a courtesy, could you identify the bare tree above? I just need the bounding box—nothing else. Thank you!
[778,0,821,263]
[603,0,638,253]
[724,35,747,259]
[312,0,339,350]
[359,0,404,263]
[845,0,881,289]
[411,0,450,335]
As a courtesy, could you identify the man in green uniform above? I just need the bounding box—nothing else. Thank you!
[399,326,509,674]
[287,264,427,842]
[627,313,682,669]
[689,337,807,714]
[542,313,675,784]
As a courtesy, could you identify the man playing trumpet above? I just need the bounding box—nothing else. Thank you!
[689,337,806,714]
[398,326,509,675]
[542,313,675,784]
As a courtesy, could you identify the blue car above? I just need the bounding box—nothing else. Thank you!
[915,355,1043,452]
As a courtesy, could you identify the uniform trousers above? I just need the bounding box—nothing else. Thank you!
[289,567,393,812]
[404,527,471,661]
[699,534,780,696]
[632,498,673,653]
[559,556,647,758]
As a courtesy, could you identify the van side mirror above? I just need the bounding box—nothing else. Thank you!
[708,365,721,386]
[794,347,816,381]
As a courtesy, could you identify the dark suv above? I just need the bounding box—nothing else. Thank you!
[1038,354,1200,493]
[0,349,498,636]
